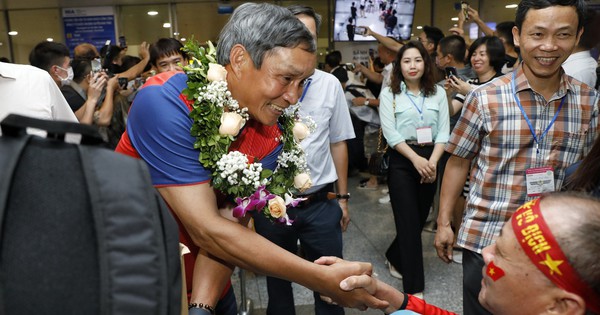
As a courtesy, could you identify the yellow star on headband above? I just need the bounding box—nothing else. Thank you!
[540,253,564,276]
[489,268,495,276]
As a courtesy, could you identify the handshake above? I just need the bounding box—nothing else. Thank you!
[315,257,420,314]
[315,256,454,314]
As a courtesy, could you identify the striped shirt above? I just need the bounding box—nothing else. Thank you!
[446,66,599,253]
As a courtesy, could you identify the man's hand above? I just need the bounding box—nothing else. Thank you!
[434,225,455,263]
[87,72,106,101]
[339,200,350,232]
[138,41,150,60]
[352,96,367,107]
[338,274,405,314]
[314,256,389,311]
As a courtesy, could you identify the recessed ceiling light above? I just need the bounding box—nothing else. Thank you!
[451,17,459,21]
[416,26,423,29]
[181,38,186,42]
[163,23,171,28]
[505,4,518,9]
[147,11,158,16]
[8,31,17,36]
[173,32,180,36]
[47,38,53,42]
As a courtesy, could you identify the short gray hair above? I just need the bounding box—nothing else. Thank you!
[217,2,316,68]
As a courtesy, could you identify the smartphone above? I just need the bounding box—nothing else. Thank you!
[91,58,102,74]
[118,35,127,48]
[118,77,128,89]
[445,66,458,78]
[461,1,469,20]
[345,63,355,71]
[354,26,367,36]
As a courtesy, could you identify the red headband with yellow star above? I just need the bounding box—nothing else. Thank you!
[511,198,600,314]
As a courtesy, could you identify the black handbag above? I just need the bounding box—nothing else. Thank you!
[368,97,396,177]
[368,127,389,176]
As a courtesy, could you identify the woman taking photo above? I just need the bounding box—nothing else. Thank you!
[379,41,450,296]
[446,36,505,116]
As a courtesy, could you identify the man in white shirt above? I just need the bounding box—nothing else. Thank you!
[0,62,78,136]
[562,9,599,88]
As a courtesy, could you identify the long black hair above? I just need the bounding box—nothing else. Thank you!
[390,40,436,97]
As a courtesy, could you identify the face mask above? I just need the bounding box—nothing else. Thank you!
[56,66,74,86]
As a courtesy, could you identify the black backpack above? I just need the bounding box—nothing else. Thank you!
[0,114,181,315]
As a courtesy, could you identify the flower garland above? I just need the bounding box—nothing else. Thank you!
[181,40,315,225]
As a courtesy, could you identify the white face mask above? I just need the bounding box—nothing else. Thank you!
[56,65,74,86]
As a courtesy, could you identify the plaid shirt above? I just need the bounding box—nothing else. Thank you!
[447,66,599,253]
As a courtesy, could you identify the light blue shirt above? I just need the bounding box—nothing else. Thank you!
[298,69,355,193]
[379,83,450,148]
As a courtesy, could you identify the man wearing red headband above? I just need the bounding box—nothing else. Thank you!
[322,192,600,315]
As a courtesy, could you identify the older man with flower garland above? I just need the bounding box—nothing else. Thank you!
[115,3,387,315]
[250,5,355,315]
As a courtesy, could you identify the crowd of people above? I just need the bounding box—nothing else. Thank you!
[1,0,600,314]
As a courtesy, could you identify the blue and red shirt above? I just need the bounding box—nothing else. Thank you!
[115,70,283,298]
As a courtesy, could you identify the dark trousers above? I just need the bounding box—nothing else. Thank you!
[385,146,436,294]
[463,250,492,315]
[253,196,344,315]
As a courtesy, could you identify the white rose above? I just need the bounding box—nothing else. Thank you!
[268,196,287,218]
[293,173,312,193]
[207,63,227,82]
[292,122,310,142]
[219,112,245,136]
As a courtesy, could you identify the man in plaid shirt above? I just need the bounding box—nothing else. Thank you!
[433,0,599,314]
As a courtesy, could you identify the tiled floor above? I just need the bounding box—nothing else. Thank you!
[231,174,464,314]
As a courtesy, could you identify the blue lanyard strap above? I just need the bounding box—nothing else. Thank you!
[407,92,425,120]
[511,71,566,155]
[298,78,313,104]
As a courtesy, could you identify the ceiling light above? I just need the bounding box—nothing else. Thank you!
[451,17,459,21]
[148,11,158,16]
[505,4,518,9]
[173,32,180,36]
[8,31,17,36]
[163,23,171,28]
[416,26,423,30]
[47,38,53,42]
[181,38,186,42]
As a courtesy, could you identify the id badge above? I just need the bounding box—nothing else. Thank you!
[416,127,433,144]
[525,166,555,196]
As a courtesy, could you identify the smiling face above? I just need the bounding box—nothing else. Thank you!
[513,5,581,83]
[470,44,494,77]
[400,47,425,85]
[479,223,558,315]
[228,45,315,126]
[155,53,187,73]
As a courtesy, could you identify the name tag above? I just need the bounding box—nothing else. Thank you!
[526,166,555,196]
[416,127,433,144]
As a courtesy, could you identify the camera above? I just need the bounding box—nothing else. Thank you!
[354,26,367,36]
[118,77,128,89]
[445,66,458,78]
[345,63,355,71]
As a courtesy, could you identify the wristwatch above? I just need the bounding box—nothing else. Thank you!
[336,193,351,200]
[364,99,370,106]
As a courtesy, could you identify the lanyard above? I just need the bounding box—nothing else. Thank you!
[298,78,313,104]
[407,92,425,121]
[511,71,565,155]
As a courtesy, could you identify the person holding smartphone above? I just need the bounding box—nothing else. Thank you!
[446,36,505,116]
